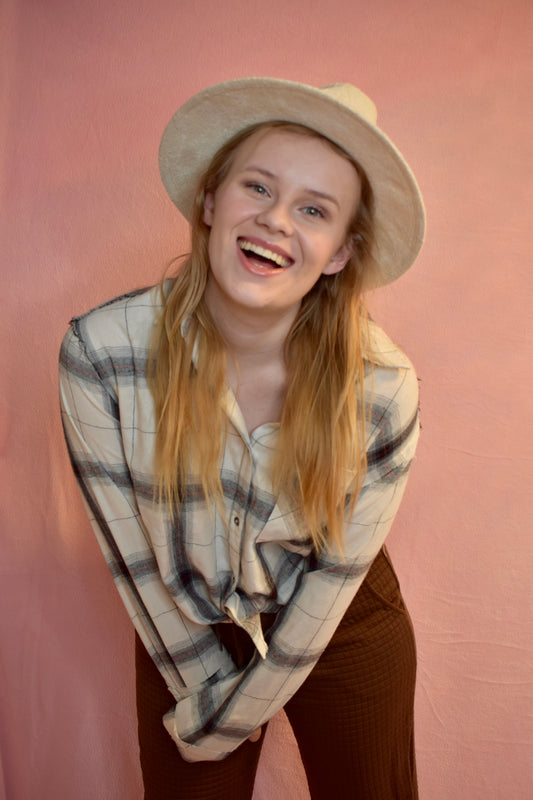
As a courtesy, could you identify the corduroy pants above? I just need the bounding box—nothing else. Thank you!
[135,547,418,799]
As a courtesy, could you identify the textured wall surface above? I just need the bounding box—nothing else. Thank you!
[1,1,531,798]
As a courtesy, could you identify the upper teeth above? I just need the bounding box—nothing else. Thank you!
[239,239,291,268]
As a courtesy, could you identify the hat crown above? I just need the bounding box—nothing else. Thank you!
[318,83,378,126]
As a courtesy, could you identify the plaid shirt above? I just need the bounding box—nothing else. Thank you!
[59,285,420,762]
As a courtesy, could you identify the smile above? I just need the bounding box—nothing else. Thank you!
[237,238,293,269]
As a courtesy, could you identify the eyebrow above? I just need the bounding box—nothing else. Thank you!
[242,166,340,208]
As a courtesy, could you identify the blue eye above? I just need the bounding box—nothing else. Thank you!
[246,182,268,196]
[302,206,324,218]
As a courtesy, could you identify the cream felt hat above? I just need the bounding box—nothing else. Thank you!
[159,78,425,287]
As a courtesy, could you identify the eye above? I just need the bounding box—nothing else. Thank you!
[245,182,269,197]
[301,205,325,219]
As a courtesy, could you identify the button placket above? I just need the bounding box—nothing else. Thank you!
[229,442,257,580]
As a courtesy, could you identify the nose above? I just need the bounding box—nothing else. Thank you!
[255,200,293,236]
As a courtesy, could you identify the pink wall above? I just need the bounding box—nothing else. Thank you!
[1,1,531,797]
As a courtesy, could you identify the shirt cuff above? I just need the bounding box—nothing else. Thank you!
[163,708,230,762]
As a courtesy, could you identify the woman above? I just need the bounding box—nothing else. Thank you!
[59,78,425,799]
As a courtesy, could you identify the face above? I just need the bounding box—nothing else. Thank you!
[203,128,361,323]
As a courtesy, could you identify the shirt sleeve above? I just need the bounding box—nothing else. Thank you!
[59,322,236,697]
[163,362,420,762]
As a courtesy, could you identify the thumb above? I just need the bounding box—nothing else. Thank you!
[248,727,262,743]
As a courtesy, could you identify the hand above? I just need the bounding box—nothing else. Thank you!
[248,727,262,743]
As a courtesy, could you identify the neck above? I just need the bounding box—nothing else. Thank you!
[205,289,298,366]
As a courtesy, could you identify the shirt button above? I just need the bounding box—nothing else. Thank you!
[233,516,240,527]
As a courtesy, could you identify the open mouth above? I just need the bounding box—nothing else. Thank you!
[237,238,293,269]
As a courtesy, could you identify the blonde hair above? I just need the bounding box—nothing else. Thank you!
[149,122,376,553]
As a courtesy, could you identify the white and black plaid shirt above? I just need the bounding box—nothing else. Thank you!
[59,285,419,762]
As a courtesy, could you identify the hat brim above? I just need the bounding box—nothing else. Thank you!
[159,78,425,288]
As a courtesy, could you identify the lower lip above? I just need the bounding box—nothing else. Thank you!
[236,242,291,277]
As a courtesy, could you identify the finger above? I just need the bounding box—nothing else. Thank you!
[248,727,262,742]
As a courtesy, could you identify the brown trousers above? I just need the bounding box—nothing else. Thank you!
[135,548,418,799]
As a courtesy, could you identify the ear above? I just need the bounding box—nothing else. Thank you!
[321,241,353,276]
[203,191,215,226]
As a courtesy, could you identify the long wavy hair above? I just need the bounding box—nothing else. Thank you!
[148,121,377,553]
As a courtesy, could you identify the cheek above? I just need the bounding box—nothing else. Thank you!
[304,232,338,262]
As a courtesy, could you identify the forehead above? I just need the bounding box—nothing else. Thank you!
[230,126,342,163]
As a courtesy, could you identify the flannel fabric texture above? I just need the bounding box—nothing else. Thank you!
[59,284,419,762]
